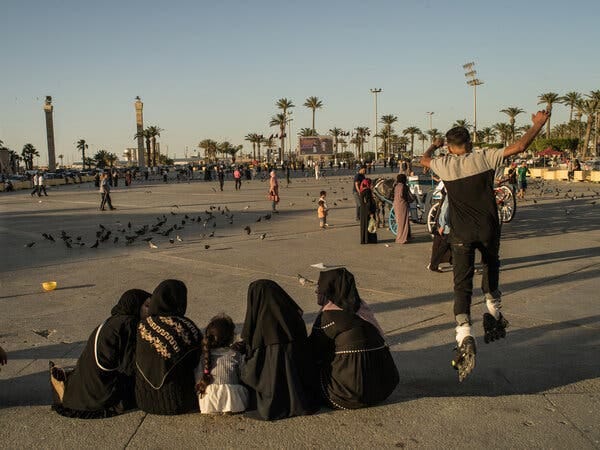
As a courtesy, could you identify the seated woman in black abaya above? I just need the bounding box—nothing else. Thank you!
[135,279,202,415]
[240,279,319,421]
[50,289,151,418]
[309,268,399,410]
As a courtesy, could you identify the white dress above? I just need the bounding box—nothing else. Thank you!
[194,347,249,414]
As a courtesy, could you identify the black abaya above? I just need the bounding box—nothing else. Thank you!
[359,188,377,244]
[135,280,202,415]
[309,268,399,410]
[240,279,319,420]
[54,289,151,418]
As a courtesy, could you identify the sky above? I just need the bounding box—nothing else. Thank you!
[1,0,599,164]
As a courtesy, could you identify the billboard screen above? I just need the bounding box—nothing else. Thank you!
[299,136,334,155]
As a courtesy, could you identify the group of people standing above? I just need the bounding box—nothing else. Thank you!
[50,270,398,420]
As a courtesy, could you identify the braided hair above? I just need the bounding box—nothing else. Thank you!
[196,314,235,396]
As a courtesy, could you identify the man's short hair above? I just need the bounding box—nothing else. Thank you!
[445,127,471,147]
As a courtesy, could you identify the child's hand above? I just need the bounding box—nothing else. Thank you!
[231,340,246,355]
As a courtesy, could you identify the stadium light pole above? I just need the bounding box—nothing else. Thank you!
[426,112,434,142]
[370,88,382,156]
[463,62,484,143]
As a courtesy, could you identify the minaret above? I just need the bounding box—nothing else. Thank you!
[43,96,56,171]
[135,96,145,168]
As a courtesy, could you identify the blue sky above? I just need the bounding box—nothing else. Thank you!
[1,0,599,163]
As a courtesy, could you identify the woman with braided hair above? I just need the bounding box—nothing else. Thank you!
[135,279,202,415]
[194,314,249,414]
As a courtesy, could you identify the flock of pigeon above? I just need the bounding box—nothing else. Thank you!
[24,204,273,251]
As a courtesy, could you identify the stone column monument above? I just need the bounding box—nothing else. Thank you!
[43,96,56,171]
[135,96,145,168]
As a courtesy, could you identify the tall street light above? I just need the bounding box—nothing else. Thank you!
[426,112,434,142]
[463,62,484,143]
[370,88,382,155]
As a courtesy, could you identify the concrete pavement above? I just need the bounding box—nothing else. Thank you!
[1,173,599,449]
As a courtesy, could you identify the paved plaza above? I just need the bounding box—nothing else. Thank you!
[1,174,599,449]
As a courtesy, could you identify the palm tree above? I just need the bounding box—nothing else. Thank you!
[417,133,427,153]
[353,127,370,159]
[276,98,295,159]
[588,90,600,153]
[260,136,275,162]
[76,139,89,169]
[481,127,497,144]
[298,127,316,137]
[561,92,582,122]
[269,113,287,161]
[493,123,512,146]
[379,114,398,158]
[21,143,39,170]
[57,154,64,167]
[328,127,343,156]
[453,119,472,130]
[426,128,441,143]
[402,126,421,156]
[303,96,323,133]
[538,92,561,138]
[198,139,218,162]
[93,150,110,168]
[245,133,258,160]
[106,152,118,168]
[500,107,525,142]
[577,98,599,159]
[146,126,163,167]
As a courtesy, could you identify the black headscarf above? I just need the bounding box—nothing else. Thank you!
[241,279,307,351]
[317,268,361,313]
[147,279,187,316]
[136,279,201,389]
[110,289,151,317]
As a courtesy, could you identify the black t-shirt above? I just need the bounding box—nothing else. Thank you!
[430,149,504,243]
[353,173,365,193]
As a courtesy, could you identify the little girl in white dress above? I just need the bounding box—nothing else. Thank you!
[195,314,249,414]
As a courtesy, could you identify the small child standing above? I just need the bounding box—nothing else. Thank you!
[319,190,329,228]
[195,314,249,414]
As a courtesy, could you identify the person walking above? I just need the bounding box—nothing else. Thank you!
[233,167,242,191]
[99,173,115,211]
[393,174,414,244]
[30,172,39,197]
[352,166,366,222]
[516,161,531,199]
[359,179,377,244]
[420,109,549,382]
[37,172,48,196]
[268,170,280,213]
[217,166,225,191]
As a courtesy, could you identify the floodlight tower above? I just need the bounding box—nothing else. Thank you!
[370,88,382,155]
[463,62,483,143]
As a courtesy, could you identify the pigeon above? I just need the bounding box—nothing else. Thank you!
[65,241,72,248]
[260,233,267,240]
[264,213,271,220]
[90,240,99,248]
[100,231,111,242]
[42,233,55,242]
[244,226,251,235]
[149,241,158,249]
[181,220,186,225]
[256,217,262,222]
[208,231,215,237]
[171,211,177,215]
[204,244,210,249]
[243,206,250,210]
[76,236,82,241]
[532,199,537,204]
[171,204,179,208]
[169,238,175,244]
[310,263,332,269]
[384,244,391,248]
[127,222,132,229]
[99,224,106,230]
[211,187,216,192]
[176,235,183,242]
[32,329,56,339]
[25,242,36,248]
[113,237,119,244]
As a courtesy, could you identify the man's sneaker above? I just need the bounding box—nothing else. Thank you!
[451,336,476,382]
[483,313,509,344]
[426,263,443,273]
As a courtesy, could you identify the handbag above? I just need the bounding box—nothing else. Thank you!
[367,217,377,234]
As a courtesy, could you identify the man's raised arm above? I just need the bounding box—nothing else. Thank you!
[420,138,445,168]
[503,110,550,159]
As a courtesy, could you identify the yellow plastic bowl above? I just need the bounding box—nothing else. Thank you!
[42,281,57,292]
